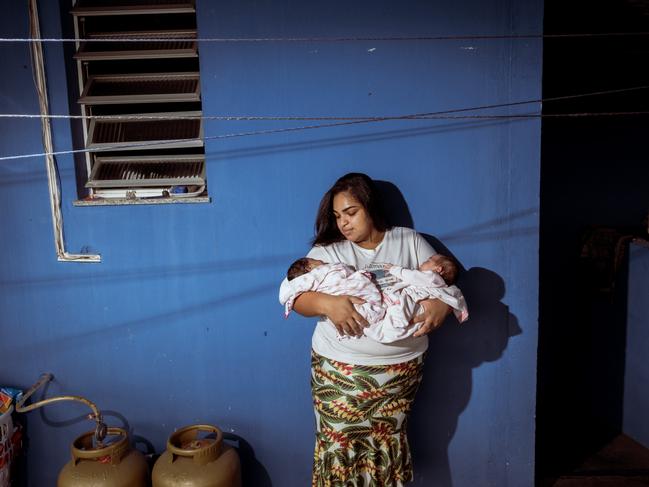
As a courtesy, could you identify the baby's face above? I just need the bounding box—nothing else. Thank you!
[306,259,324,271]
[419,255,446,274]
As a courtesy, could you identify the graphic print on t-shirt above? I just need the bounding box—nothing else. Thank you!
[363,263,398,291]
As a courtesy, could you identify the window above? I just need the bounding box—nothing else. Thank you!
[70,0,206,201]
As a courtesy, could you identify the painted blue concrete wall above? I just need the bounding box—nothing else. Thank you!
[624,241,649,449]
[0,0,542,485]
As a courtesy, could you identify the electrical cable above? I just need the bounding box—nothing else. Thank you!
[1,84,647,122]
[2,32,649,43]
[2,110,649,163]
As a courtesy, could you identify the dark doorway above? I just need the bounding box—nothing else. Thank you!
[537,0,649,484]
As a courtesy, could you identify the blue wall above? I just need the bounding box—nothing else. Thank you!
[0,1,543,485]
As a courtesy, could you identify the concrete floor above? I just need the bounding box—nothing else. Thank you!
[541,435,649,486]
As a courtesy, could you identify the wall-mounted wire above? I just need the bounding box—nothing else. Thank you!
[27,0,100,263]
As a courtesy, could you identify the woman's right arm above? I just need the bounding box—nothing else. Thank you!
[293,291,368,337]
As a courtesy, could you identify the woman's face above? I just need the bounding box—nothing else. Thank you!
[332,191,375,244]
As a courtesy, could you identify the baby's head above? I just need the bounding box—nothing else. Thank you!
[419,254,458,284]
[287,258,325,281]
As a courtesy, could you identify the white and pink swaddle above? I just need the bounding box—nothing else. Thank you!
[279,262,469,343]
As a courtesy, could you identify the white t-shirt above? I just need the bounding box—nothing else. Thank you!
[304,226,436,365]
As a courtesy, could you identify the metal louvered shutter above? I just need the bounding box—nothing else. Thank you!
[86,155,205,188]
[79,73,200,104]
[86,111,203,150]
[72,0,206,199]
[71,1,196,17]
[74,30,198,61]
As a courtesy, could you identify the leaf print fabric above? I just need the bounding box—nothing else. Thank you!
[311,351,425,487]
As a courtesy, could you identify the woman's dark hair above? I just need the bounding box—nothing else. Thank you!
[313,173,391,246]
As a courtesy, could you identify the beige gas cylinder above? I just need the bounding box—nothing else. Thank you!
[152,424,241,487]
[58,427,148,487]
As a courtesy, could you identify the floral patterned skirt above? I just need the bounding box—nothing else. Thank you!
[311,350,425,487]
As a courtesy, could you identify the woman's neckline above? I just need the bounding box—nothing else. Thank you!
[350,229,388,252]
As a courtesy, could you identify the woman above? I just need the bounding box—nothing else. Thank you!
[282,173,461,486]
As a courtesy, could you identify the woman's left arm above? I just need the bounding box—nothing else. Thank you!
[410,298,452,336]
[409,230,453,336]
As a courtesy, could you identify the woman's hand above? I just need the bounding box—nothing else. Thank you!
[411,298,452,337]
[322,294,368,337]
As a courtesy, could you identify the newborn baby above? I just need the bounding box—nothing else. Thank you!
[378,254,469,341]
[282,258,385,326]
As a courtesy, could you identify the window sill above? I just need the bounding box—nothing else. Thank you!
[73,196,210,207]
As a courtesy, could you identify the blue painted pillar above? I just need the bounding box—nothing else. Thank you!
[623,240,649,448]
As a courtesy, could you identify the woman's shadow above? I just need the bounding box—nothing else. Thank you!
[376,180,522,487]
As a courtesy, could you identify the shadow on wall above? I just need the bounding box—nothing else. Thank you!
[375,180,522,487]
[202,119,526,163]
[222,432,273,487]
